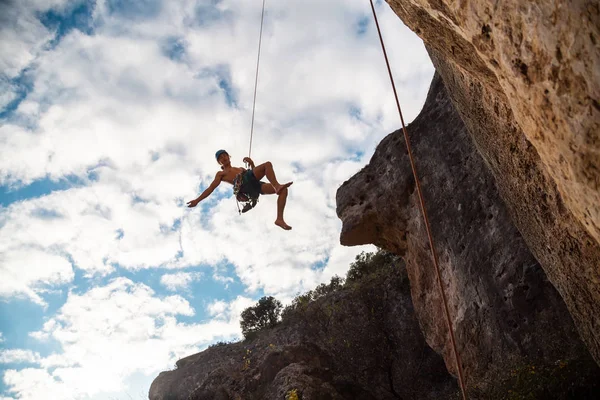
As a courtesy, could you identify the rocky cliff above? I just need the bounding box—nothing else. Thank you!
[150,255,459,400]
[336,72,598,389]
[383,0,600,365]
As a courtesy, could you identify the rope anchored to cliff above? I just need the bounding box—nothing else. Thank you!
[368,1,468,399]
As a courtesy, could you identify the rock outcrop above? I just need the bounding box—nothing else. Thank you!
[149,258,459,400]
[336,73,599,388]
[383,0,600,365]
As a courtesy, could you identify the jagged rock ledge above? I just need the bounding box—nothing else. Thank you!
[336,73,599,389]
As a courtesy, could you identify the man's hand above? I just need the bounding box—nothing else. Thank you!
[186,199,200,208]
[243,157,255,168]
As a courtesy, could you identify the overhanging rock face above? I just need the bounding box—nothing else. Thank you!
[336,73,598,386]
[383,0,600,365]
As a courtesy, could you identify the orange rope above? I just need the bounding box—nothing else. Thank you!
[368,1,467,399]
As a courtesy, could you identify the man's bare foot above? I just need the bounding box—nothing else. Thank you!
[275,181,293,195]
[275,220,292,230]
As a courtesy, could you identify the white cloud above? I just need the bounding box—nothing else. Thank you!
[0,0,79,119]
[0,182,185,291]
[0,248,73,306]
[0,0,433,398]
[207,299,228,317]
[206,296,255,326]
[0,84,17,112]
[3,368,71,400]
[212,272,235,289]
[1,0,432,184]
[0,0,55,78]
[0,350,41,364]
[1,279,250,400]
[0,332,4,343]
[0,0,431,302]
[160,271,202,291]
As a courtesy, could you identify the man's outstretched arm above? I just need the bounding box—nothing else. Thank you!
[187,173,222,208]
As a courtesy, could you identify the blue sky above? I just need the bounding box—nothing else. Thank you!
[0,0,433,399]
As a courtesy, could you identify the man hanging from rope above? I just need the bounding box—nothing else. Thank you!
[186,150,293,230]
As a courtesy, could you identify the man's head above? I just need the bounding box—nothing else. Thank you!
[215,150,230,167]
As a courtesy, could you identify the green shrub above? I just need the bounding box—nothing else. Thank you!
[281,251,399,322]
[282,275,346,320]
[346,249,396,282]
[314,275,344,300]
[240,296,282,339]
[207,341,230,349]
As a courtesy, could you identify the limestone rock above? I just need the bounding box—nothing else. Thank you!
[383,0,600,366]
[386,0,599,241]
[149,260,458,400]
[336,73,598,387]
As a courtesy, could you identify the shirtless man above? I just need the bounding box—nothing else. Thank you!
[187,150,293,230]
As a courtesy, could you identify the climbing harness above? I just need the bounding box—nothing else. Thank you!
[233,170,260,214]
[368,1,468,399]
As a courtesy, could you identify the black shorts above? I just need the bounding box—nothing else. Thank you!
[240,170,265,198]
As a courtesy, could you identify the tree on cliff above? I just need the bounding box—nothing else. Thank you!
[346,249,397,283]
[240,296,283,339]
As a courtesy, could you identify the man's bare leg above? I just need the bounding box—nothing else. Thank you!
[261,184,292,230]
[275,187,291,230]
[253,162,293,194]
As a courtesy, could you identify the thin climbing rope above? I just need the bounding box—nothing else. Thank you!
[248,0,267,160]
[368,1,468,399]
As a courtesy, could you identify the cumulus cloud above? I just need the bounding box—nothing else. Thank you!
[213,273,234,285]
[207,299,228,317]
[3,368,67,400]
[0,181,183,268]
[0,350,41,364]
[1,0,431,185]
[0,0,59,78]
[0,0,433,398]
[0,0,427,306]
[160,271,203,291]
[2,278,251,399]
[0,247,73,306]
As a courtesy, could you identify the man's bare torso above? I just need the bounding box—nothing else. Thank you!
[219,166,246,185]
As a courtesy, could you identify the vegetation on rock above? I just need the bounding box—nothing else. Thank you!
[240,296,282,339]
[241,249,397,332]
